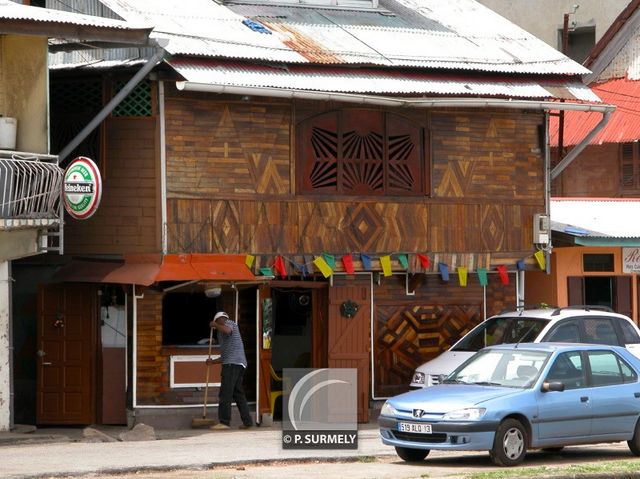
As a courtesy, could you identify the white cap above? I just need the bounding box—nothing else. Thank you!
[214,311,229,321]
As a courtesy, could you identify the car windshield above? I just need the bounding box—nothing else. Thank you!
[444,349,549,388]
[452,316,550,352]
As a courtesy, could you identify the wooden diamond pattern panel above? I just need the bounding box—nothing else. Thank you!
[374,303,482,397]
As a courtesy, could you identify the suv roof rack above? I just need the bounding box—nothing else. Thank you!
[499,304,557,315]
[551,305,614,316]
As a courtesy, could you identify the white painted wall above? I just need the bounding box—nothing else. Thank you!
[476,0,628,49]
[0,261,11,431]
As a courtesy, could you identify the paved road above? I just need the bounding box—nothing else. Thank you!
[2,424,640,479]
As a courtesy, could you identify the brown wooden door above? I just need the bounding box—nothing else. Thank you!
[37,283,96,425]
[328,276,371,423]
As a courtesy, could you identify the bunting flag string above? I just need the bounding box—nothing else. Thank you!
[245,249,547,285]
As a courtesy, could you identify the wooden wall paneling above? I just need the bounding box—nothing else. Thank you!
[373,273,517,397]
[65,117,159,255]
[165,99,291,197]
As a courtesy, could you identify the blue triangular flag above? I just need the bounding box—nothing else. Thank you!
[438,263,450,282]
[360,253,372,270]
[516,259,525,271]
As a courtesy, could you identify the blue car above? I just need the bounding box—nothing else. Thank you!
[379,343,640,466]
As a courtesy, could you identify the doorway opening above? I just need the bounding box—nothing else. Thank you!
[271,288,312,373]
[584,276,613,308]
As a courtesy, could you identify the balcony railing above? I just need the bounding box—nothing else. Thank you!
[0,150,64,243]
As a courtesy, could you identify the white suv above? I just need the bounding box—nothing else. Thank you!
[410,305,640,388]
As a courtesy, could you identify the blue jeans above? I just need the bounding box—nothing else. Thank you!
[218,364,253,426]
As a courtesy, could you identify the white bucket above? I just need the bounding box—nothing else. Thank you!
[0,117,17,150]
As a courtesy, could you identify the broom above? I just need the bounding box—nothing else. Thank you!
[191,325,218,428]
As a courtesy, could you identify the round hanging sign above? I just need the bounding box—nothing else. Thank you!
[63,156,102,220]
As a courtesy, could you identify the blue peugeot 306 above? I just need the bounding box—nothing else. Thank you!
[379,343,640,466]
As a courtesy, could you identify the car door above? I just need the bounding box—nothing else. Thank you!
[587,349,640,437]
[542,320,581,343]
[536,351,591,441]
[615,318,640,359]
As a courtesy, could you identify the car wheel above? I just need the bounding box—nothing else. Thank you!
[490,419,527,467]
[628,418,640,455]
[395,446,430,462]
[541,447,564,453]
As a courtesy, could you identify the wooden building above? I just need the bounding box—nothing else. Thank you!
[13,0,609,427]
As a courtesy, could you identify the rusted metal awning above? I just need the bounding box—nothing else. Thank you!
[53,253,256,285]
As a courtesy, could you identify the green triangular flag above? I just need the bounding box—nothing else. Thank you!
[397,254,409,270]
[322,253,336,269]
[477,268,488,286]
[259,267,274,276]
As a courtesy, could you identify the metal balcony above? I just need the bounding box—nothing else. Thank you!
[0,150,64,253]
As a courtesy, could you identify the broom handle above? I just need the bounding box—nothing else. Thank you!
[202,325,214,419]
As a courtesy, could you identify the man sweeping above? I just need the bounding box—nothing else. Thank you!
[209,311,254,430]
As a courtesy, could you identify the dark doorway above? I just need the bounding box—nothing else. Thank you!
[271,288,312,372]
[584,276,613,308]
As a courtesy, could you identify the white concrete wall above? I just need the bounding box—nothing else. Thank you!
[0,261,11,431]
[476,0,628,48]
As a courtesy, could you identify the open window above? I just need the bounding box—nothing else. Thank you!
[162,292,219,346]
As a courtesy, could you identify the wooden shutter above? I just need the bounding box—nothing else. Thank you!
[386,113,423,195]
[567,276,584,305]
[615,276,632,318]
[621,143,637,191]
[299,111,339,193]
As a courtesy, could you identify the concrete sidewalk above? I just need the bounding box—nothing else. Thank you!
[0,422,393,478]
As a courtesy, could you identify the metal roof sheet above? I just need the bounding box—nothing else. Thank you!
[94,0,589,74]
[169,59,600,100]
[0,0,148,29]
[551,198,640,239]
[550,78,640,146]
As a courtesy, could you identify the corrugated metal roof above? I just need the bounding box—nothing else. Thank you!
[0,0,148,29]
[550,78,640,146]
[169,59,600,100]
[93,0,589,74]
[551,198,640,239]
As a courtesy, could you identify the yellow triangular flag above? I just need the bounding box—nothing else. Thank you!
[245,254,255,269]
[534,250,546,270]
[457,267,468,287]
[313,256,333,278]
[380,255,392,277]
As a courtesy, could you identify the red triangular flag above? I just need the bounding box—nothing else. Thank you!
[274,256,287,278]
[417,253,430,270]
[342,254,355,274]
[496,265,509,285]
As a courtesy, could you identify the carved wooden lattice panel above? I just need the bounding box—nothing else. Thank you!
[374,303,482,397]
[299,110,424,196]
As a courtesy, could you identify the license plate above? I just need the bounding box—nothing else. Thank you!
[398,422,432,434]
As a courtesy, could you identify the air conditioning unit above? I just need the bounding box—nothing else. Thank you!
[533,213,550,244]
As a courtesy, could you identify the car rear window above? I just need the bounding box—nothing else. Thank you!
[452,316,550,352]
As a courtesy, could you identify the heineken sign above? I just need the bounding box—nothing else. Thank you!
[63,156,102,220]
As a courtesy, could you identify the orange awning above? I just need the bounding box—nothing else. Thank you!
[53,253,256,286]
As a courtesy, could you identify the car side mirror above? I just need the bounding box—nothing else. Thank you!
[541,381,565,393]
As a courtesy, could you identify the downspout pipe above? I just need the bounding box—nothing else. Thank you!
[550,109,613,180]
[58,47,166,163]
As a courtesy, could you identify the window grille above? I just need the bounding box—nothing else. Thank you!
[112,80,152,117]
